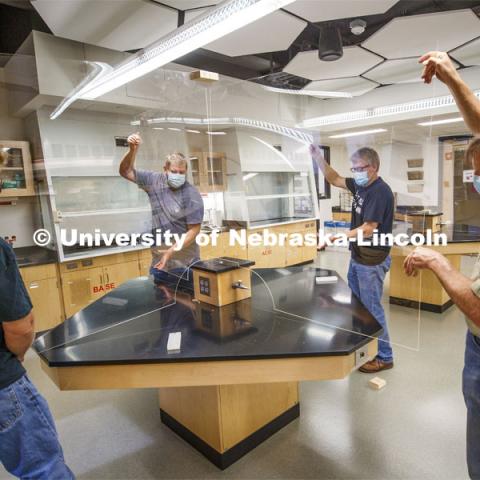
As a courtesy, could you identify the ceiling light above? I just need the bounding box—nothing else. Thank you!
[186,129,201,133]
[168,127,182,132]
[206,131,227,135]
[51,0,295,119]
[153,127,164,130]
[418,117,464,127]
[329,128,387,139]
[350,19,367,36]
[318,25,343,62]
[302,91,480,128]
[262,85,352,98]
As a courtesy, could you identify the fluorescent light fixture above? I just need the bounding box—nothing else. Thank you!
[168,127,182,132]
[243,173,258,181]
[186,129,201,133]
[153,127,164,130]
[262,85,352,98]
[51,0,295,119]
[418,117,463,127]
[206,131,226,135]
[130,120,141,126]
[329,128,387,139]
[302,91,480,128]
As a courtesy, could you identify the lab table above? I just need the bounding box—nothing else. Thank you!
[34,265,381,469]
[390,224,480,312]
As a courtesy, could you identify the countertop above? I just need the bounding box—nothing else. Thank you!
[14,246,58,267]
[34,265,382,367]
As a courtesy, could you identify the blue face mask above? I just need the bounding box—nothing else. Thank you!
[353,171,369,187]
[167,172,186,189]
[474,175,480,194]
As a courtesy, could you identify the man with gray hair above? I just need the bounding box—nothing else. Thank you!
[120,133,204,284]
[310,145,395,373]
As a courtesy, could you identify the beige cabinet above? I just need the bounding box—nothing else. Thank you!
[20,264,64,332]
[60,252,141,318]
[0,141,35,197]
[189,152,227,193]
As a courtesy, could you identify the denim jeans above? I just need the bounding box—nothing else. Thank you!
[0,375,74,480]
[463,331,480,479]
[347,256,393,362]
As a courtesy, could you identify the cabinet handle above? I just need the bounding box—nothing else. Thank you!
[100,274,104,284]
[106,272,110,283]
[29,282,39,289]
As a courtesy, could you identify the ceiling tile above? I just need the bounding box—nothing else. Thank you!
[364,58,426,84]
[450,37,480,66]
[160,0,221,9]
[32,0,178,51]
[283,46,382,81]
[198,10,307,57]
[362,9,480,59]
[304,77,378,97]
[283,0,398,23]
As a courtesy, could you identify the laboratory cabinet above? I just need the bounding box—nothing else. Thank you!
[0,141,35,197]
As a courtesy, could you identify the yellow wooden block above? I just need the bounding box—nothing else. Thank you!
[369,376,387,390]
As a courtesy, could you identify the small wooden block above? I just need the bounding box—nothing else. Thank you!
[369,376,387,390]
[189,70,219,83]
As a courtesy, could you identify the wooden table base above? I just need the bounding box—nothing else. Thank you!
[159,382,299,469]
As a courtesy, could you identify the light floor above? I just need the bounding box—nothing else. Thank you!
[1,249,476,480]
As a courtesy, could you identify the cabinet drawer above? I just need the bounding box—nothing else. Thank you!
[20,264,57,283]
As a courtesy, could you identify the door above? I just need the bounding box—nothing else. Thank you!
[61,267,104,318]
[25,277,64,331]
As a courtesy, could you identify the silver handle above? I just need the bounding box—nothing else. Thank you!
[232,281,249,290]
[29,282,39,289]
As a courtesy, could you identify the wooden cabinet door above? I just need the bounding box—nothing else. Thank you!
[103,261,140,290]
[25,277,64,332]
[61,267,104,318]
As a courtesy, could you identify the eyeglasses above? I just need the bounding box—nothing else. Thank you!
[350,165,370,173]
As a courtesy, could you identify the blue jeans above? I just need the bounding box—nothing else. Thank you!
[347,256,393,362]
[463,331,480,479]
[0,375,74,479]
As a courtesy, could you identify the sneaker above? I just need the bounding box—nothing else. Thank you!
[358,358,394,373]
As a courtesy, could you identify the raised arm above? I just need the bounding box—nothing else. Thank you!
[309,144,347,189]
[119,132,142,183]
[420,52,480,135]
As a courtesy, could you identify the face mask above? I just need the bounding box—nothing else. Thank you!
[353,171,369,187]
[474,175,480,194]
[167,172,186,189]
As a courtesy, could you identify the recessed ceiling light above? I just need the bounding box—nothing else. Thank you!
[329,128,387,139]
[418,117,464,127]
[206,131,227,135]
[186,129,201,134]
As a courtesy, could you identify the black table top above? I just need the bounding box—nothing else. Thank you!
[192,257,255,274]
[34,265,382,367]
[14,246,58,267]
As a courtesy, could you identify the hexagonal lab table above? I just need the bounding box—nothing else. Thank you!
[35,265,381,469]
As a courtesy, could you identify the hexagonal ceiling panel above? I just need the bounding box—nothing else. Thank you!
[283,0,398,22]
[450,37,480,67]
[304,77,378,97]
[32,0,178,51]
[363,9,480,59]
[283,46,382,81]
[161,0,221,9]
[364,58,427,84]
[183,9,307,57]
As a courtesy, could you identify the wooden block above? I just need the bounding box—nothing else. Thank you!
[369,376,386,390]
[190,70,219,83]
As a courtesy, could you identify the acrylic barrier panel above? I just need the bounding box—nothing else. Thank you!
[12,31,477,360]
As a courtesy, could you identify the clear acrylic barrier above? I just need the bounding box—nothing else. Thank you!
[3,31,472,357]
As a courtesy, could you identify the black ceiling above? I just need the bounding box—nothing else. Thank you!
[1,0,480,87]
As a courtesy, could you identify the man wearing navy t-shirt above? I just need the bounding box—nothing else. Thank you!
[310,146,394,373]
